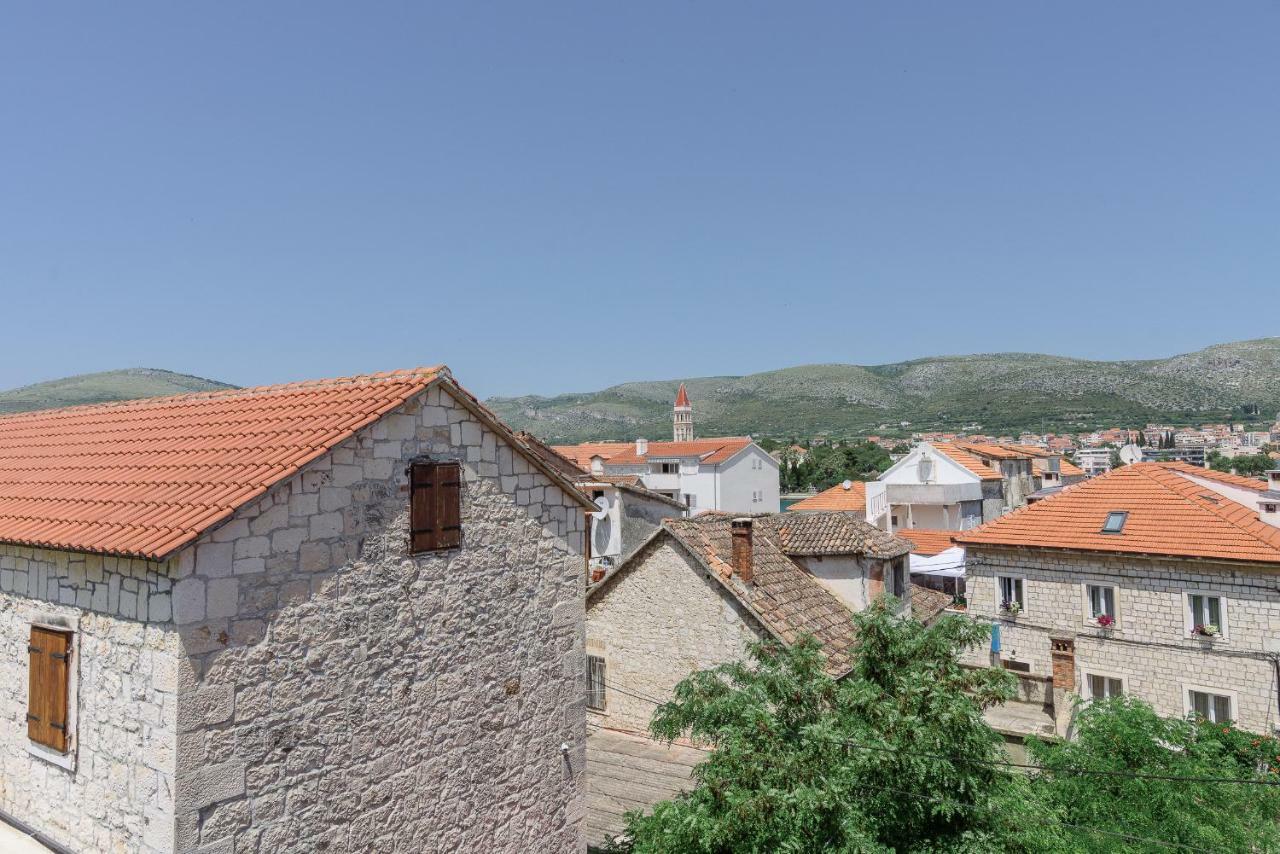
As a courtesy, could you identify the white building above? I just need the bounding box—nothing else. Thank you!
[554,386,779,514]
[1074,446,1113,476]
[875,442,1009,531]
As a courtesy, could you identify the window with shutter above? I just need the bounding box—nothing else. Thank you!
[586,655,606,711]
[410,461,463,554]
[28,626,72,753]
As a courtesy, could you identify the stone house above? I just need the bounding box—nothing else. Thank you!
[516,433,685,581]
[584,512,915,734]
[956,463,1280,736]
[0,368,597,853]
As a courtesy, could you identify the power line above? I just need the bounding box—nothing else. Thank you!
[599,682,1280,786]
[874,783,1211,853]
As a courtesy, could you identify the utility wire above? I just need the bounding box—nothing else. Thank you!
[600,682,1280,786]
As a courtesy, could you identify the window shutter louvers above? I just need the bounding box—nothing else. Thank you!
[27,626,71,752]
[410,462,462,554]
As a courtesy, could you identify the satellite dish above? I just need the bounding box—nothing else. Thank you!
[591,494,612,520]
[842,480,853,491]
[917,453,934,483]
[1119,444,1143,465]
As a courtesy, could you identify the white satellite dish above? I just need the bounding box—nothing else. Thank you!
[591,494,612,520]
[842,480,853,491]
[1119,444,1143,465]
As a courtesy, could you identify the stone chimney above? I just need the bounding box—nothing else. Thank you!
[590,455,604,477]
[731,518,753,584]
[636,437,648,456]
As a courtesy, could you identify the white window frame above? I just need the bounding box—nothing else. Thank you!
[1082,583,1119,629]
[997,575,1025,613]
[1184,684,1237,723]
[1082,669,1126,702]
[1183,590,1229,640]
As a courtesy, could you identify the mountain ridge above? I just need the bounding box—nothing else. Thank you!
[484,338,1280,442]
[0,368,236,415]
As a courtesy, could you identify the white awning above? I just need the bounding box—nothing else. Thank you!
[909,545,966,579]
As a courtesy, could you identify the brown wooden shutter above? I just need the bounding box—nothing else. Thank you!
[27,626,71,752]
[410,462,462,553]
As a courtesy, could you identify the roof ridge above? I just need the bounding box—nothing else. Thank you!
[1143,464,1280,553]
[0,366,448,423]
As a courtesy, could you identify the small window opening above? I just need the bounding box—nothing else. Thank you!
[1101,511,1128,534]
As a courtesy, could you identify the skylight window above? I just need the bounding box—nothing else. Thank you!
[1101,511,1128,534]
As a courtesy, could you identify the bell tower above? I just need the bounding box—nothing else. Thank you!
[673,384,693,442]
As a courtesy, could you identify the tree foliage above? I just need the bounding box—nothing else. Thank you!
[1027,697,1280,852]
[781,441,892,492]
[610,602,1064,852]
[1209,449,1277,477]
[609,602,1280,853]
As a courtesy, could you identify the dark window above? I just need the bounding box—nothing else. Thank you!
[28,626,72,752]
[586,655,606,711]
[410,461,462,554]
[1101,511,1128,534]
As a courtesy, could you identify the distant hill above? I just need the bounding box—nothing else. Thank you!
[0,368,236,414]
[486,338,1280,443]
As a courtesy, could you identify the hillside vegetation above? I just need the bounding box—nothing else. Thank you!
[0,368,235,414]
[487,338,1280,442]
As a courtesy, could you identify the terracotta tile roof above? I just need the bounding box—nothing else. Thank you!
[787,481,866,513]
[931,444,1004,481]
[552,437,755,468]
[762,512,911,559]
[899,529,959,557]
[0,367,593,560]
[674,383,690,407]
[911,583,953,623]
[1057,458,1086,478]
[955,462,1280,565]
[662,514,859,675]
[952,441,1031,461]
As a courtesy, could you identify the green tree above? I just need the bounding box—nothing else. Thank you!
[1028,697,1280,852]
[611,602,1065,852]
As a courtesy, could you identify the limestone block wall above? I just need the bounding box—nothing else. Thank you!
[586,537,766,734]
[0,546,179,854]
[965,547,1280,732]
[171,383,589,854]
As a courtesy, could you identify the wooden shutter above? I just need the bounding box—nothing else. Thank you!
[28,626,71,752]
[410,462,462,554]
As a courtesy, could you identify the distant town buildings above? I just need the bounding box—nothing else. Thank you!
[554,386,780,514]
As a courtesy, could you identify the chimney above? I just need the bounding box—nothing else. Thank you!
[1260,473,1280,529]
[590,455,604,476]
[1268,470,1280,492]
[636,437,648,456]
[731,518,753,584]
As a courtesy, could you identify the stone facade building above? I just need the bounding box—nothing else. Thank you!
[584,512,915,734]
[957,463,1280,736]
[0,368,596,853]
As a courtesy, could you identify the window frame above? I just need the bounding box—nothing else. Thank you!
[1183,590,1228,640]
[409,460,463,554]
[1083,583,1119,628]
[997,575,1025,613]
[586,654,607,712]
[1100,511,1128,534]
[1185,685,1236,724]
[27,622,78,770]
[1082,670,1126,702]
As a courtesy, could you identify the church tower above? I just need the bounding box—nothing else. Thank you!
[673,383,693,442]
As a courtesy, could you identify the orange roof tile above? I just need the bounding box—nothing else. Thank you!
[956,462,1280,565]
[899,529,959,556]
[787,481,867,513]
[675,383,690,407]
[952,441,1034,461]
[553,437,755,468]
[932,444,1004,481]
[0,368,591,561]
[1058,459,1086,478]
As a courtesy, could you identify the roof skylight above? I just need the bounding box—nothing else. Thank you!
[1101,511,1128,534]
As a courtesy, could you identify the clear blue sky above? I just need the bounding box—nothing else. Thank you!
[2,2,1277,398]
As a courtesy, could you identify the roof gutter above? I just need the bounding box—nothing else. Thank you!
[0,808,76,854]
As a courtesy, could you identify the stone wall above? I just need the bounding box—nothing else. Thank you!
[965,546,1280,733]
[619,494,681,564]
[171,383,589,853]
[586,537,766,734]
[0,546,179,854]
